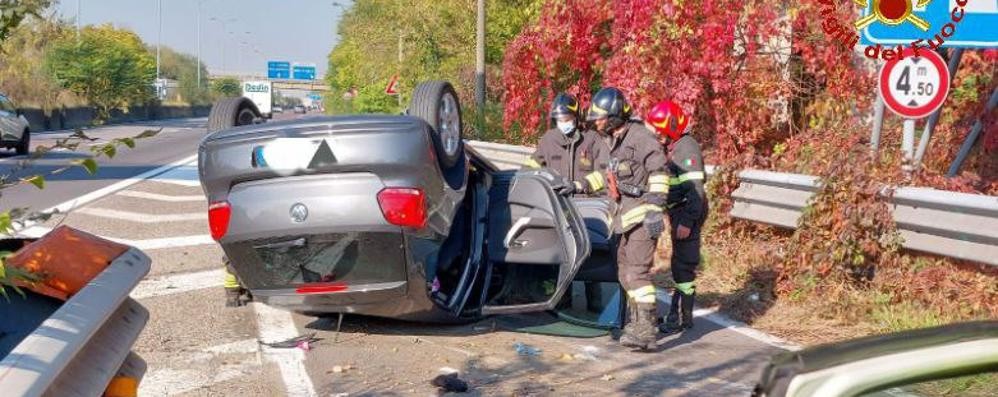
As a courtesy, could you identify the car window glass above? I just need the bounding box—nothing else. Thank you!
[858,373,996,397]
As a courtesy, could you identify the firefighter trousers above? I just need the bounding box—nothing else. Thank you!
[616,225,657,304]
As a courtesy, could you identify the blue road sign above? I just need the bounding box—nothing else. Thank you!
[292,64,317,81]
[268,61,291,79]
[309,93,322,101]
[860,0,998,48]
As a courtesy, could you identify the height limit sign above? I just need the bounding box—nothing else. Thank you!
[879,48,950,119]
[877,47,950,166]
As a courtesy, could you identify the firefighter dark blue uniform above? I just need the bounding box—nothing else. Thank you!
[645,100,708,333]
[523,93,607,197]
[588,88,671,351]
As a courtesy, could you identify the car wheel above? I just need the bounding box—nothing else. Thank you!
[15,129,29,156]
[207,97,260,133]
[410,81,463,169]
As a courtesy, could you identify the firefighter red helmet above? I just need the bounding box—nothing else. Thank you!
[645,100,689,141]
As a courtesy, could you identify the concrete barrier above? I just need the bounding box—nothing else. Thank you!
[19,105,212,133]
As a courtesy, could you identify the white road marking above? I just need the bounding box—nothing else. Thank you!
[148,178,202,187]
[656,290,801,351]
[252,302,318,397]
[127,235,215,250]
[131,269,224,300]
[10,154,199,234]
[695,307,802,351]
[116,190,205,202]
[17,226,214,250]
[138,338,262,397]
[75,207,205,223]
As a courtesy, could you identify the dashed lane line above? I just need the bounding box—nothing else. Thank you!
[75,207,206,223]
[9,154,199,234]
[116,190,205,202]
[131,269,224,300]
[18,226,213,250]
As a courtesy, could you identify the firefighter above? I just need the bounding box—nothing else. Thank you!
[223,255,251,307]
[644,100,708,333]
[587,87,670,351]
[523,92,608,196]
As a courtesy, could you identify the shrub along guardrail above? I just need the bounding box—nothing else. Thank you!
[467,140,998,267]
[19,105,212,132]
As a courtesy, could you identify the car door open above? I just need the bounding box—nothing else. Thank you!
[479,170,590,315]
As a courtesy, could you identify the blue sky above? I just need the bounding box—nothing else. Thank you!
[53,0,350,77]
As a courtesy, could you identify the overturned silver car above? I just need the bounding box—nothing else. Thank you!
[198,81,616,322]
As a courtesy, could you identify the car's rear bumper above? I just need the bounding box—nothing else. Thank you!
[252,280,407,311]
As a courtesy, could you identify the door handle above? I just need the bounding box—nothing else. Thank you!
[504,217,531,249]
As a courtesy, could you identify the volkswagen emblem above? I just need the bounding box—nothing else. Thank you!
[289,203,308,223]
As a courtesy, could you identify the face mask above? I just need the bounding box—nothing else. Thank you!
[557,121,576,135]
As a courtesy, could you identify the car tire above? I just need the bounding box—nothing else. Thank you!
[15,129,29,156]
[207,97,260,133]
[409,81,463,169]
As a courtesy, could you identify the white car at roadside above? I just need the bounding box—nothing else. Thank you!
[0,93,30,155]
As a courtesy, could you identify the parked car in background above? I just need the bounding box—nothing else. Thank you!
[0,93,30,155]
[272,106,284,114]
[294,105,306,114]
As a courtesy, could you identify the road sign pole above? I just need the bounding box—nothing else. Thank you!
[947,86,998,177]
[914,48,964,168]
[902,118,916,163]
[475,0,486,109]
[870,94,885,152]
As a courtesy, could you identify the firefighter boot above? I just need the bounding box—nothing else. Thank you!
[620,302,658,351]
[659,290,682,334]
[620,298,639,339]
[225,287,246,307]
[680,291,695,330]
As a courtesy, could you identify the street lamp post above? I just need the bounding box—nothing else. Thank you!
[76,0,81,38]
[156,0,162,80]
[196,0,202,88]
[209,17,236,74]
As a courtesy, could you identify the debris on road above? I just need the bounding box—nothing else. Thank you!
[332,366,344,373]
[439,367,460,375]
[259,332,320,351]
[574,345,599,361]
[430,373,469,393]
[601,374,615,382]
[559,353,574,362]
[512,342,542,356]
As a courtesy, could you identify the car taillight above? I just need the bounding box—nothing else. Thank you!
[295,282,349,295]
[377,188,426,228]
[208,201,231,240]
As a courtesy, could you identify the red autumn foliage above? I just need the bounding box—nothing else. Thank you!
[501,0,997,327]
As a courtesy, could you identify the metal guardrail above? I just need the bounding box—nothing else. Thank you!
[890,187,998,265]
[0,247,151,397]
[467,140,998,266]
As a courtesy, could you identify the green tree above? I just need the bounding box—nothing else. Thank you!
[211,77,241,97]
[0,13,78,110]
[154,45,211,105]
[0,0,51,45]
[325,0,542,116]
[44,24,156,123]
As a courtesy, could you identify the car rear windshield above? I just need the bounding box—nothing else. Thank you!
[225,232,406,290]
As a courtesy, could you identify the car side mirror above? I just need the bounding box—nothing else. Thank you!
[15,109,22,116]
